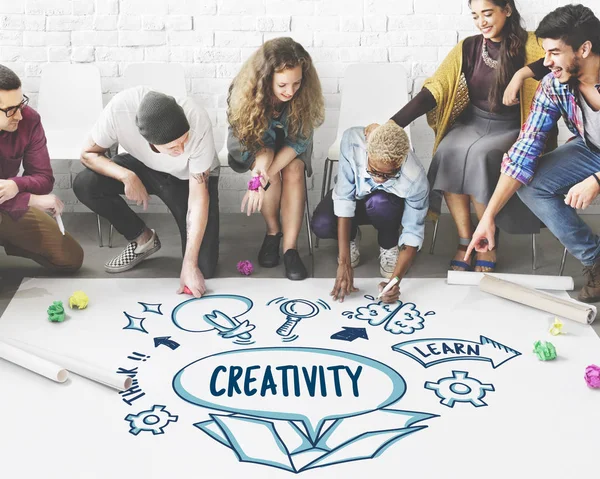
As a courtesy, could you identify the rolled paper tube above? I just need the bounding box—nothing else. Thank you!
[0,341,68,383]
[2,338,132,391]
[479,275,597,325]
[447,271,574,291]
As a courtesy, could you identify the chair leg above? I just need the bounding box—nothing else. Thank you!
[559,247,568,276]
[429,218,439,255]
[109,224,114,248]
[316,158,332,249]
[96,214,103,247]
[304,171,315,278]
[532,234,537,270]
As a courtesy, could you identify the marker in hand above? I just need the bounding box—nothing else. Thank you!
[377,276,399,300]
[56,214,65,236]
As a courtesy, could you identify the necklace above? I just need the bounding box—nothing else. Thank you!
[481,40,498,69]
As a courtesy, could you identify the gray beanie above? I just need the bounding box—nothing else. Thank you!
[135,91,190,145]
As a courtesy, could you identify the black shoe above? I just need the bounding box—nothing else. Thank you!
[258,233,282,268]
[283,249,307,281]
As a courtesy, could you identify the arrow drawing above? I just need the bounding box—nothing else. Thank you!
[330,327,369,342]
[153,336,181,350]
[392,335,521,369]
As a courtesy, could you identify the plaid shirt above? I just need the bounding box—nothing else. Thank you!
[501,73,600,185]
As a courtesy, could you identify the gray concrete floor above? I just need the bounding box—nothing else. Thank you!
[1,212,599,337]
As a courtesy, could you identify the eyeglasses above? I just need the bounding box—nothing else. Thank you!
[0,94,29,118]
[366,166,402,180]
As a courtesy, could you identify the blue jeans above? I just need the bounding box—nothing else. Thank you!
[517,137,600,266]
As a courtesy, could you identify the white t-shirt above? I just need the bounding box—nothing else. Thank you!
[91,86,219,180]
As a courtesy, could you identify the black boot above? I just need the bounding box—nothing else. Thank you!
[258,233,283,267]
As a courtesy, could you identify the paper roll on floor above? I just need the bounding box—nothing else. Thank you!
[1,338,132,391]
[447,271,575,291]
[479,275,596,325]
[0,341,68,383]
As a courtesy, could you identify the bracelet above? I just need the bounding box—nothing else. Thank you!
[593,173,600,188]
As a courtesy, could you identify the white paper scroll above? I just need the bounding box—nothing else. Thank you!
[479,275,596,325]
[447,271,575,291]
[1,339,132,391]
[0,341,68,383]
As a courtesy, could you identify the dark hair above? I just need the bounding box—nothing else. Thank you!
[0,64,21,91]
[536,4,600,55]
[469,0,528,112]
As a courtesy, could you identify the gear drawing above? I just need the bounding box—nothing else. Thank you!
[424,371,495,408]
[125,405,178,435]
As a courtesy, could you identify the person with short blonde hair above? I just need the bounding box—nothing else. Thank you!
[311,121,429,303]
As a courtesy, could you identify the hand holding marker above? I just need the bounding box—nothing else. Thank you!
[377,276,399,300]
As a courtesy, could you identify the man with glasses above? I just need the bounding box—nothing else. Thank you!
[0,64,83,272]
[73,86,219,297]
[311,121,429,302]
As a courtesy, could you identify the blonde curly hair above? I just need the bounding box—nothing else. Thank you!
[367,121,410,167]
[227,37,325,153]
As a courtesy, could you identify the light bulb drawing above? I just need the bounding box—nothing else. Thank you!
[276,299,319,337]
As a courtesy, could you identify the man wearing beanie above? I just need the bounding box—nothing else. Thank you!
[311,121,429,303]
[74,86,219,297]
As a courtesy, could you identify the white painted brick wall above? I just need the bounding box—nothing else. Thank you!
[0,0,598,213]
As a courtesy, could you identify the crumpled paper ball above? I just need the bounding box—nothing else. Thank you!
[247,176,263,191]
[533,340,557,361]
[47,300,65,323]
[237,260,254,276]
[584,364,600,388]
[69,291,89,310]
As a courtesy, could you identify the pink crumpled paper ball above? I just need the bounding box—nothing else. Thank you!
[584,364,600,388]
[237,260,254,276]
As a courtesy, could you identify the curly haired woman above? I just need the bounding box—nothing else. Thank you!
[227,37,325,280]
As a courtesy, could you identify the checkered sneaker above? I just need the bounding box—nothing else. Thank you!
[104,231,161,273]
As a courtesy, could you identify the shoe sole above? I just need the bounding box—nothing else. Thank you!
[104,243,161,274]
[259,258,280,268]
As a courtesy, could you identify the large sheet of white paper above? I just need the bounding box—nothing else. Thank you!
[0,277,598,479]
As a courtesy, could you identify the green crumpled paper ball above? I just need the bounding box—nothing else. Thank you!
[47,300,65,323]
[533,340,557,361]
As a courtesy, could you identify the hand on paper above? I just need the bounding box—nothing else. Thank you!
[364,123,380,142]
[123,172,150,210]
[29,194,64,217]
[465,216,496,259]
[330,263,358,303]
[178,263,206,298]
[564,175,600,210]
[378,281,400,304]
[0,179,18,204]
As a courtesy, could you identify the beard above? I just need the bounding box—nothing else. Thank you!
[566,56,581,77]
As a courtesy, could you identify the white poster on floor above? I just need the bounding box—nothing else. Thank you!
[0,278,598,479]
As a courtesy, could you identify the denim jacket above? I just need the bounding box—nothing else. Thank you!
[333,127,430,250]
[227,105,312,173]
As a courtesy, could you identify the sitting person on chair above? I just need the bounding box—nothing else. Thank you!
[227,37,325,281]
[74,86,219,297]
[311,121,429,303]
[467,4,600,303]
[0,64,83,273]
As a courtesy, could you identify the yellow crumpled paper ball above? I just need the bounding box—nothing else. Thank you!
[69,291,89,310]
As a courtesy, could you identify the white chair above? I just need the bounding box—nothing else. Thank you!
[38,64,105,245]
[100,63,188,247]
[318,63,412,247]
[219,135,315,277]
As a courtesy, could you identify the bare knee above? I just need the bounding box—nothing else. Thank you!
[281,158,305,183]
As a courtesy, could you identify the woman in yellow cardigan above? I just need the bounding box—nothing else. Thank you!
[380,0,555,272]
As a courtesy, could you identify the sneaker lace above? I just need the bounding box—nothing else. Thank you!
[379,247,398,269]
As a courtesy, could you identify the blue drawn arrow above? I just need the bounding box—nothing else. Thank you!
[330,327,369,342]
[392,335,521,369]
[153,336,180,350]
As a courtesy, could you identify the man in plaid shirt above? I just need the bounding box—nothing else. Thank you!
[467,4,600,302]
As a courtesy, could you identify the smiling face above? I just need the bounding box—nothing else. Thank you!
[154,131,190,157]
[0,88,24,132]
[272,65,303,103]
[470,0,512,43]
[541,38,584,83]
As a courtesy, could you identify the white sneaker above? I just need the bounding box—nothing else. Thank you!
[379,245,399,279]
[337,227,361,268]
